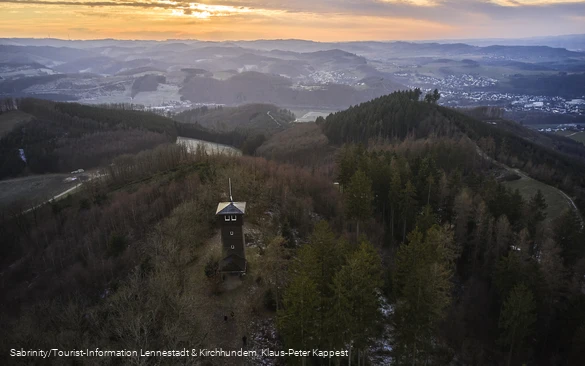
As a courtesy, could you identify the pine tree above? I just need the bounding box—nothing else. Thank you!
[278,273,320,362]
[516,228,532,260]
[337,144,357,189]
[400,180,418,242]
[414,88,422,101]
[498,283,536,366]
[392,226,453,364]
[454,188,473,258]
[539,238,565,298]
[494,250,543,304]
[538,237,566,350]
[389,159,402,242]
[432,89,441,103]
[494,215,511,263]
[345,169,373,239]
[531,189,548,221]
[295,221,345,347]
[330,240,383,363]
[527,189,548,237]
[553,209,584,265]
[416,204,437,234]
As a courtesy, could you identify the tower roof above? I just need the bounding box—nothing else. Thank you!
[216,202,246,215]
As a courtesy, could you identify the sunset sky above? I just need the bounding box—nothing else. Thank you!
[1,0,584,41]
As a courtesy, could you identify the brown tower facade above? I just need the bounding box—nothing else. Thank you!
[216,201,247,273]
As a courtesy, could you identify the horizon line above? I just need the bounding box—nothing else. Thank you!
[1,33,584,44]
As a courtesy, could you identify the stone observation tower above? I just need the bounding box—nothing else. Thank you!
[215,179,247,274]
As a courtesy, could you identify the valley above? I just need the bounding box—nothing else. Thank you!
[2,38,585,122]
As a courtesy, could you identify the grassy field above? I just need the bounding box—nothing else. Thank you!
[0,174,79,211]
[503,171,573,222]
[0,110,34,137]
[290,108,337,122]
[556,130,585,145]
[294,111,331,122]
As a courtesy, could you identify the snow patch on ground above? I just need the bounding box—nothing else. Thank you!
[369,293,394,365]
[249,318,283,366]
[245,227,263,248]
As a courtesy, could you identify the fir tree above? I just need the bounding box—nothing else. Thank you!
[498,283,536,366]
[432,89,441,103]
[295,221,345,346]
[392,226,453,364]
[527,189,547,237]
[400,180,418,242]
[345,169,374,239]
[278,273,320,359]
[389,159,402,242]
[331,240,383,364]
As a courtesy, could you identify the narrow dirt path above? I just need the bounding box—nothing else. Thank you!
[266,111,282,127]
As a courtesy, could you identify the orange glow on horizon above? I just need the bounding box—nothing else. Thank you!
[0,0,583,41]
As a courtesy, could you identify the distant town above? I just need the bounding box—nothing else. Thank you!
[441,91,585,116]
[392,72,585,116]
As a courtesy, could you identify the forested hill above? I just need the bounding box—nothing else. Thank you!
[0,99,179,179]
[0,99,254,180]
[319,90,585,212]
[320,90,452,143]
[174,103,295,135]
[20,99,178,136]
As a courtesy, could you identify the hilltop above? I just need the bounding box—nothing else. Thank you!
[174,103,295,135]
[319,91,585,212]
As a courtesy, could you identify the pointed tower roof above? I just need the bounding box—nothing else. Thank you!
[216,201,246,215]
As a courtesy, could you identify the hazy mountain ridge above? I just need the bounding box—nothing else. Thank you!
[0,36,584,116]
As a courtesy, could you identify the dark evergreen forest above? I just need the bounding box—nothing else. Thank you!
[0,99,269,179]
[1,91,584,365]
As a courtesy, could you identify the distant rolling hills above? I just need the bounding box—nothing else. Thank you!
[2,37,583,110]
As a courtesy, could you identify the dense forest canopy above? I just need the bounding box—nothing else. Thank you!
[320,90,585,213]
[0,90,584,365]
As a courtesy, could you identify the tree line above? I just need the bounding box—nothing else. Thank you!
[0,99,269,179]
[279,140,584,365]
[0,99,178,179]
[319,90,585,217]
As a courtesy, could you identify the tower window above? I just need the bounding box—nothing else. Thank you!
[230,231,234,236]
[230,215,237,221]
[231,245,235,250]
[224,215,230,221]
